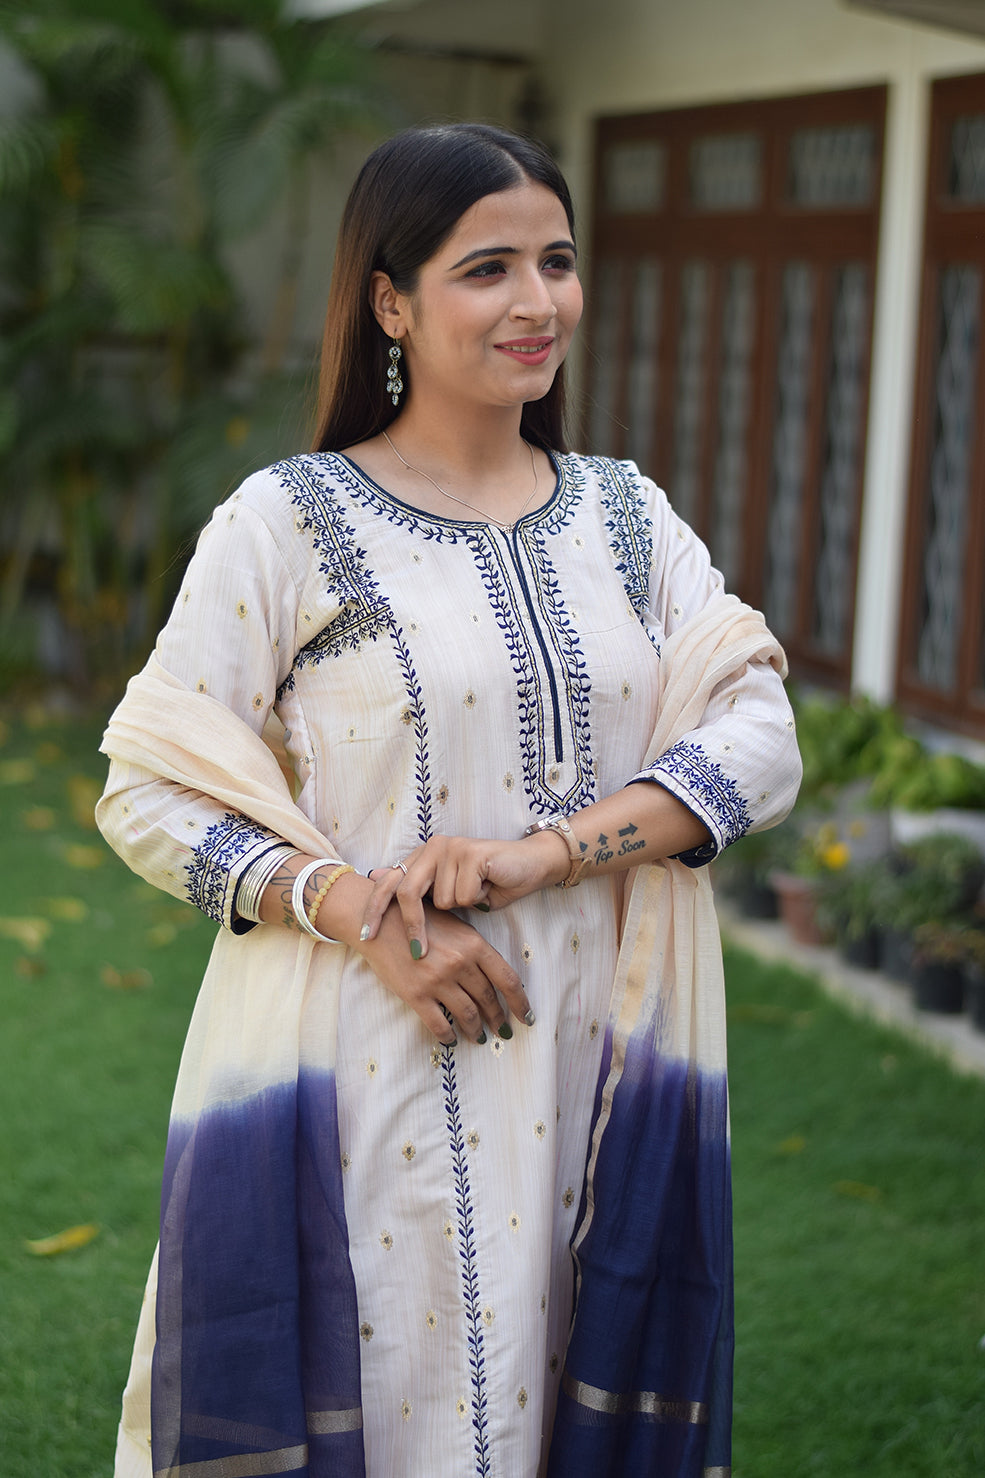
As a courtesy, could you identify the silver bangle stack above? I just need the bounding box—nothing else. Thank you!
[235,844,299,925]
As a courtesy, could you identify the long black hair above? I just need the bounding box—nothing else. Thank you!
[312,123,575,454]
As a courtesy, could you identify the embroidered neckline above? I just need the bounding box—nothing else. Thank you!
[324,449,566,538]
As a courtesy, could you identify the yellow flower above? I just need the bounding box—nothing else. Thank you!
[819,841,851,871]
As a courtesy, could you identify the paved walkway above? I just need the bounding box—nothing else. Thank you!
[718,904,985,1080]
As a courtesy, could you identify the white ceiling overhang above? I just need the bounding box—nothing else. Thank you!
[845,0,985,40]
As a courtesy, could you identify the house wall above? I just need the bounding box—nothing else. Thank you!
[542,0,985,705]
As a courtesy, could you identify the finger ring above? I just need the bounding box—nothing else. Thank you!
[391,859,408,876]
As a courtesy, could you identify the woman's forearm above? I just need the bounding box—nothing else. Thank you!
[535,782,712,888]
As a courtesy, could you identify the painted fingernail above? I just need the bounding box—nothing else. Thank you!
[497,1023,513,1041]
[475,901,491,912]
[523,1009,536,1027]
[410,938,423,961]
[359,924,370,942]
[476,1031,487,1045]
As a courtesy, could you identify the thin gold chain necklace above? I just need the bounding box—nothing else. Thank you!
[381,430,539,535]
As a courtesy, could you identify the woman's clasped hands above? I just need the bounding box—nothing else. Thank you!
[355,830,570,1048]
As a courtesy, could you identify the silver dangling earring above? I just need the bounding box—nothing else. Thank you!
[387,338,404,407]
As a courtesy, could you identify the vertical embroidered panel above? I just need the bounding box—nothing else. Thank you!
[440,1044,490,1476]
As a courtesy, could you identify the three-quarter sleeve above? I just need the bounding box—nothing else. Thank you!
[100,478,308,929]
[630,477,801,864]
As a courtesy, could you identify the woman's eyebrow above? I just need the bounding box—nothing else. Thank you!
[448,239,577,271]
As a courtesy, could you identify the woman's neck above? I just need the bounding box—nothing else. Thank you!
[385,401,529,488]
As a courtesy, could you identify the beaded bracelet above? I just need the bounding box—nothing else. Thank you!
[290,858,354,942]
[307,863,356,928]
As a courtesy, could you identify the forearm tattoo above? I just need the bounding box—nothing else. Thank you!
[591,823,647,869]
[268,859,299,930]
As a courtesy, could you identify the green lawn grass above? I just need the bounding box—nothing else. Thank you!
[0,710,983,1477]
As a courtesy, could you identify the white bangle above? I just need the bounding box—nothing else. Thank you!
[522,814,589,888]
[291,857,346,942]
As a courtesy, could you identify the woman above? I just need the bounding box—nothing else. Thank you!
[98,123,800,1478]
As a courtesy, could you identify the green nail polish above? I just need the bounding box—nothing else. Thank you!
[475,901,491,912]
[476,1031,487,1045]
[497,1022,513,1041]
[410,938,422,960]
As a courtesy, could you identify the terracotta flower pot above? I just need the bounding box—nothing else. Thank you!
[769,871,830,947]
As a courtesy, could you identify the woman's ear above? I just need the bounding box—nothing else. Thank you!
[370,271,407,338]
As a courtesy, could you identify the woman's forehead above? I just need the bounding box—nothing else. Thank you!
[437,182,573,262]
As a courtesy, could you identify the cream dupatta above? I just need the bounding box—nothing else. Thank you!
[549,592,787,1478]
[99,593,787,1478]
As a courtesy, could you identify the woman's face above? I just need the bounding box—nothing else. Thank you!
[394,179,583,415]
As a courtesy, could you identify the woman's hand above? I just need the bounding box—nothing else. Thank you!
[257,850,533,1044]
[357,897,533,1045]
[359,831,568,958]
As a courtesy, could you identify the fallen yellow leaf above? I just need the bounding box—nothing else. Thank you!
[25,1223,100,1257]
[776,1134,807,1156]
[0,759,35,785]
[45,896,89,923]
[15,955,46,979]
[0,916,52,951]
[100,964,152,990]
[146,922,177,948]
[67,774,102,830]
[833,1180,883,1203]
[22,806,56,831]
[64,843,104,870]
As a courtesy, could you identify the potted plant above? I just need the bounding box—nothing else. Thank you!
[910,920,970,1014]
[818,864,882,969]
[713,827,783,918]
[872,832,985,984]
[769,819,850,947]
[958,928,985,1032]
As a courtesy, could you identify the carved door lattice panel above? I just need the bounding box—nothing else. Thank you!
[899,74,985,734]
[588,88,885,686]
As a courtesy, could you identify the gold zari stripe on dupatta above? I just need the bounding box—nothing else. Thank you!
[561,1371,708,1424]
[705,1468,732,1476]
[154,1444,308,1478]
[306,1406,364,1434]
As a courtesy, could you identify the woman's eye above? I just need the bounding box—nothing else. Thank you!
[544,255,576,274]
[465,261,506,279]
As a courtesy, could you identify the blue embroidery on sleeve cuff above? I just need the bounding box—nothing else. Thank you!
[185,813,283,928]
[632,740,752,865]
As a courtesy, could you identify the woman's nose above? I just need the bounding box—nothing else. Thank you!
[510,268,558,322]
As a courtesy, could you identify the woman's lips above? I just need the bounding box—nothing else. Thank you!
[494,338,555,366]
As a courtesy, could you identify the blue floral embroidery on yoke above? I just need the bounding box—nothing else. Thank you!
[185,812,277,925]
[591,457,654,626]
[273,456,390,694]
[641,740,752,852]
[276,454,434,842]
[439,1044,490,1476]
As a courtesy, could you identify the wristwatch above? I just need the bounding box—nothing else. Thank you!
[522,814,589,888]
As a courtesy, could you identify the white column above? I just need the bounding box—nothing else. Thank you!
[851,43,929,701]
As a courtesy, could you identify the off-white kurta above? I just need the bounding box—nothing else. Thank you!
[103,451,799,1477]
